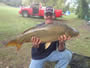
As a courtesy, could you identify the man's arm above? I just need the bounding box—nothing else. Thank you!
[58,35,71,51]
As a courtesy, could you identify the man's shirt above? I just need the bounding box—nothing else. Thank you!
[31,41,59,59]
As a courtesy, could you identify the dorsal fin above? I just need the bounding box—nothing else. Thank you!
[22,26,37,34]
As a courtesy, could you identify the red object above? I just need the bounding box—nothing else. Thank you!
[19,4,63,18]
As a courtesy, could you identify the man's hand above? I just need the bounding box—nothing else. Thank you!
[58,35,71,51]
[31,36,41,48]
[58,35,71,43]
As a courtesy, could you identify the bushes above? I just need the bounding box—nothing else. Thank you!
[76,0,89,19]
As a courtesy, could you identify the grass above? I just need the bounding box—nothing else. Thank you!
[62,16,90,56]
[0,6,43,40]
[0,5,90,68]
[63,13,78,19]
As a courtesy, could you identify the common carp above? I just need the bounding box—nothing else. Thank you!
[2,22,79,50]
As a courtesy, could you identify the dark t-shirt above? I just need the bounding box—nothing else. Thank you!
[31,41,59,59]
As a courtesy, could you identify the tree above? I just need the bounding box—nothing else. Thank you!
[22,0,31,6]
[54,0,66,9]
[0,0,22,7]
[21,0,67,9]
[63,3,70,12]
[87,0,90,4]
[76,0,89,19]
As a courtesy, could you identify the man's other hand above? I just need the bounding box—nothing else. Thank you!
[58,35,71,51]
[31,36,41,48]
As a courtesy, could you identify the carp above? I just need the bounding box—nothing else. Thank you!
[2,22,79,50]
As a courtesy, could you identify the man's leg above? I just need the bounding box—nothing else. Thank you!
[47,49,72,68]
[29,58,46,68]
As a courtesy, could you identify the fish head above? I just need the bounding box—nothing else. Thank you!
[68,27,79,37]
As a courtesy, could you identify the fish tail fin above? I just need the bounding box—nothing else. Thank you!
[5,40,22,51]
[6,40,22,51]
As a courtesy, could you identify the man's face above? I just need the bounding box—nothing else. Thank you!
[45,12,53,17]
[44,12,54,24]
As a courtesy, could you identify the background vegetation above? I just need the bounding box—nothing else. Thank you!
[0,0,90,19]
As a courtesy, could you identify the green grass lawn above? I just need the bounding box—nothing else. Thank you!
[0,5,90,68]
[0,6,43,40]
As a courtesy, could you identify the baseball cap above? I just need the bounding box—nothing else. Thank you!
[44,6,54,14]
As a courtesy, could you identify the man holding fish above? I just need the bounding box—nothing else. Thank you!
[29,6,72,68]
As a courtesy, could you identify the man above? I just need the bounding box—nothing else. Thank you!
[29,6,72,68]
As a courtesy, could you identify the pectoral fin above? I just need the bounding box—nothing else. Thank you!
[45,42,51,49]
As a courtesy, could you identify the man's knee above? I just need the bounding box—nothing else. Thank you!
[29,59,45,68]
[64,49,72,61]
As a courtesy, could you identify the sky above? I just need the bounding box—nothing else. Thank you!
[66,0,77,8]
[66,0,72,4]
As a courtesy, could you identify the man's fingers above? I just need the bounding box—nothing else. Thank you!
[58,35,71,43]
[63,35,67,40]
[31,36,41,48]
[36,38,41,45]
[35,38,39,43]
[38,40,41,45]
[59,35,63,42]
[35,38,41,48]
[67,36,71,40]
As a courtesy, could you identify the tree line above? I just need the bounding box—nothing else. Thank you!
[0,0,90,19]
[0,0,22,7]
[22,0,90,19]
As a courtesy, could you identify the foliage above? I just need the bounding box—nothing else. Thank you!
[87,0,90,4]
[63,3,70,12]
[22,0,66,9]
[76,0,89,19]
[0,0,22,7]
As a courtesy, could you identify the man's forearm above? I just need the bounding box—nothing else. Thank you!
[58,42,66,51]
